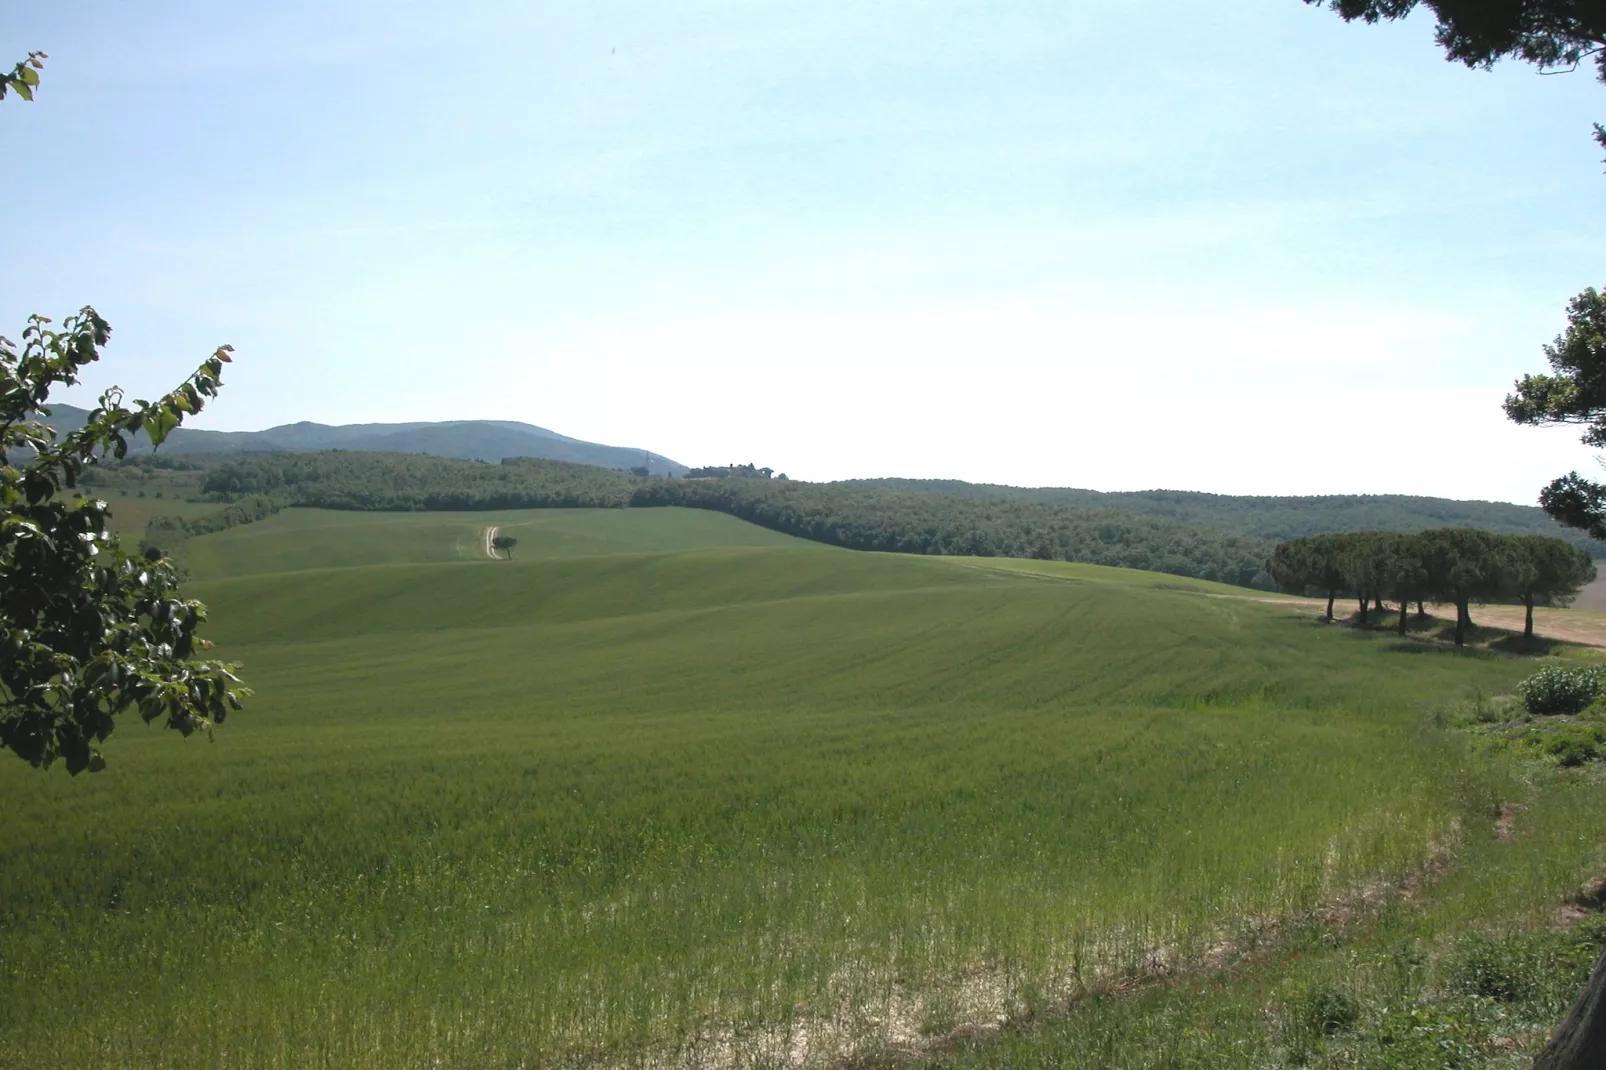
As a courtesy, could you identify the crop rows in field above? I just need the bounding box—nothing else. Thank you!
[0,507,1562,1068]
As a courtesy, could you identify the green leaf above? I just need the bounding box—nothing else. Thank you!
[142,409,180,447]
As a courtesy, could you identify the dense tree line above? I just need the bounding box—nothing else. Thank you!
[196,451,1275,586]
[636,478,1272,585]
[201,452,642,509]
[846,479,1606,556]
[1268,530,1596,646]
[683,463,780,479]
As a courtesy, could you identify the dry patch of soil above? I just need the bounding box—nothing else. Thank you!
[621,833,1468,1070]
[1251,594,1606,650]
[1495,802,1527,844]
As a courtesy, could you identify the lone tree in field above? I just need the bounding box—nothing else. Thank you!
[491,534,518,559]
[0,55,249,774]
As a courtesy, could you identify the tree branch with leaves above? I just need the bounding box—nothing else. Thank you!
[0,51,45,102]
[0,311,251,773]
[0,52,249,773]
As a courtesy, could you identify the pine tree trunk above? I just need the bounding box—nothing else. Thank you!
[1526,598,1535,638]
[1326,591,1335,620]
[1455,600,1467,647]
[1417,600,1425,616]
[1357,594,1368,626]
[1398,601,1408,636]
[1535,945,1606,1069]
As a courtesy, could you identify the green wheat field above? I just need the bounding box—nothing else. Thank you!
[2,507,1603,1068]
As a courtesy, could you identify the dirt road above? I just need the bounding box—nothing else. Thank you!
[481,525,500,560]
[1263,592,1606,649]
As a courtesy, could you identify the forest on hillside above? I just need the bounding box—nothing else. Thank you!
[128,451,1606,593]
[188,452,1276,586]
[847,479,1606,555]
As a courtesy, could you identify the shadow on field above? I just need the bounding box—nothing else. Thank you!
[1301,610,1547,660]
[1487,633,1567,656]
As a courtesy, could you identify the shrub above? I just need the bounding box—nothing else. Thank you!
[1517,666,1604,716]
[1545,725,1605,766]
[1363,1003,1478,1069]
[1299,982,1361,1035]
[1451,933,1536,1003]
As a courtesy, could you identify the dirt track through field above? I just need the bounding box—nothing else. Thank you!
[481,525,499,560]
[1259,593,1606,649]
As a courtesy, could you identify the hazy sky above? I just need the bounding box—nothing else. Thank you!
[3,1,1603,500]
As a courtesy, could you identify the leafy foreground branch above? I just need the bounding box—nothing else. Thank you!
[0,309,249,773]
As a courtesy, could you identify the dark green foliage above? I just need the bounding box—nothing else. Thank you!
[1305,1,1606,86]
[1474,707,1606,765]
[1518,667,1605,716]
[683,463,774,479]
[1508,534,1599,635]
[199,451,1278,586]
[846,479,1606,555]
[1544,724,1605,766]
[1454,932,1541,1001]
[1270,528,1591,645]
[634,479,1274,585]
[1364,1003,1478,1068]
[1507,289,1606,538]
[204,452,641,510]
[0,309,249,773]
[1505,290,1606,446]
[1270,532,1349,618]
[1299,983,1362,1035]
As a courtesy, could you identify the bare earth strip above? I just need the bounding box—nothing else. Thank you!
[624,828,1469,1070]
[481,524,499,560]
[1252,592,1606,649]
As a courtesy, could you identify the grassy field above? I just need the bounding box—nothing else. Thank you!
[183,505,810,579]
[84,487,220,538]
[0,507,1599,1068]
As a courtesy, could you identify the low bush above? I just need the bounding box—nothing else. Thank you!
[1299,982,1361,1036]
[1517,666,1604,716]
[1361,1004,1479,1069]
[1451,933,1538,1003]
[1545,724,1606,767]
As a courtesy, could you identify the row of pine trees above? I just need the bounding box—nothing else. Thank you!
[1268,530,1596,646]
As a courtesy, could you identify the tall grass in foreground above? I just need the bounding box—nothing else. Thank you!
[922,762,1606,1070]
[0,526,1542,1067]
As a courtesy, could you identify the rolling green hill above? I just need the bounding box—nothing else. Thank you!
[192,452,1279,587]
[3,506,1599,1068]
[184,506,810,580]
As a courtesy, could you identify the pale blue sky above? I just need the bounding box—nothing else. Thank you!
[3,1,1603,500]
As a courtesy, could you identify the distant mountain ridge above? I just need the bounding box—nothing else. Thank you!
[34,405,686,476]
